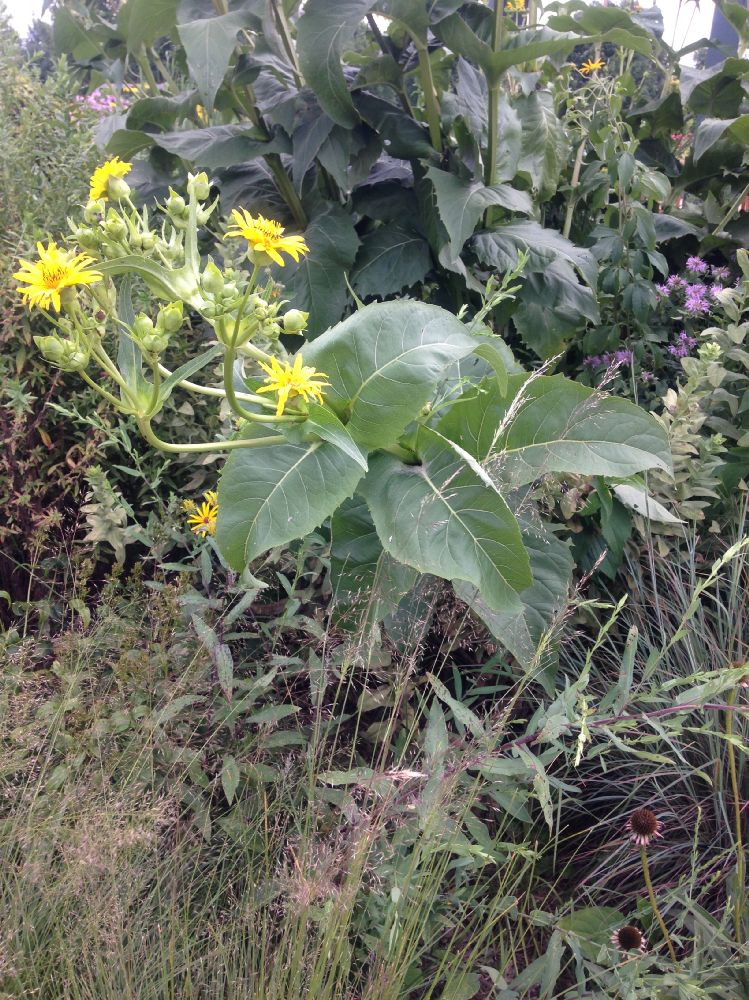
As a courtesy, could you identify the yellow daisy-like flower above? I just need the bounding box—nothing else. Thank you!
[13,240,103,312]
[89,156,132,201]
[580,58,605,76]
[185,489,218,536]
[257,354,329,417]
[505,0,526,11]
[224,209,310,267]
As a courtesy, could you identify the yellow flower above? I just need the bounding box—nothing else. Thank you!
[580,58,605,76]
[89,156,132,201]
[13,240,103,312]
[185,489,218,536]
[505,0,526,10]
[225,209,309,267]
[257,354,329,416]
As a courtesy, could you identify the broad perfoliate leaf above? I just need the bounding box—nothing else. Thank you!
[516,91,569,201]
[351,223,432,298]
[360,426,531,613]
[280,205,361,337]
[216,425,364,570]
[152,124,289,169]
[303,300,477,450]
[473,222,598,288]
[297,0,377,127]
[426,165,533,262]
[437,374,672,484]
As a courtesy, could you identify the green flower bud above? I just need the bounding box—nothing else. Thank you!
[107,176,131,201]
[282,309,309,334]
[78,229,101,252]
[140,233,155,251]
[201,302,218,319]
[90,278,117,313]
[187,171,210,201]
[133,313,155,339]
[202,260,225,296]
[157,301,184,334]
[141,333,169,354]
[105,210,128,241]
[84,199,105,223]
[166,190,187,217]
[34,335,66,364]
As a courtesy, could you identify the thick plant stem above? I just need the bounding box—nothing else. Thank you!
[484,2,504,195]
[415,42,442,151]
[156,363,278,410]
[640,845,678,964]
[265,154,308,229]
[270,0,303,88]
[80,370,128,411]
[137,418,286,454]
[563,138,588,240]
[725,688,745,944]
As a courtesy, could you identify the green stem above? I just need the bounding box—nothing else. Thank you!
[136,47,161,96]
[265,154,308,229]
[81,370,130,411]
[562,138,587,240]
[89,342,141,411]
[270,0,303,88]
[415,41,442,151]
[156,363,281,410]
[712,179,749,236]
[137,418,286,454]
[640,845,678,964]
[484,2,504,199]
[726,687,745,945]
[148,46,178,93]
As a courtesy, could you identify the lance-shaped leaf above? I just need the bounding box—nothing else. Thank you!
[216,425,364,570]
[302,300,477,450]
[436,374,672,484]
[297,0,377,127]
[455,518,573,667]
[360,426,530,613]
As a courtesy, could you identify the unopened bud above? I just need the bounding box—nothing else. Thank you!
[157,301,183,334]
[187,171,210,201]
[35,335,65,364]
[141,333,169,354]
[105,210,128,241]
[84,199,105,223]
[133,313,155,339]
[166,190,187,217]
[202,260,225,296]
[140,233,155,251]
[282,309,308,334]
[107,176,131,201]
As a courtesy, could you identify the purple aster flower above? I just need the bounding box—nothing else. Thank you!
[711,265,730,284]
[686,255,708,275]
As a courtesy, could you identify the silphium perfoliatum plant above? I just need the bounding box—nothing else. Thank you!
[21,158,672,663]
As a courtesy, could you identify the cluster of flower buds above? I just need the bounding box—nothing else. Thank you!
[132,302,184,356]
[34,321,91,372]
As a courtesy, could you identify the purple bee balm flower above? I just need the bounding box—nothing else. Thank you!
[601,352,612,365]
[683,284,711,316]
[641,370,654,382]
[655,283,669,298]
[686,255,708,275]
[669,344,689,358]
[666,274,685,291]
[583,355,602,368]
[678,330,698,348]
[711,265,730,284]
[614,349,633,364]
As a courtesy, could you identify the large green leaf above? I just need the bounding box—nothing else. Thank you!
[119,0,178,50]
[216,425,364,570]
[330,495,419,619]
[426,166,533,261]
[472,222,598,288]
[351,224,432,298]
[152,124,289,169]
[516,92,568,202]
[303,300,477,450]
[436,374,672,484]
[455,519,573,667]
[434,20,580,85]
[693,115,749,161]
[353,93,435,159]
[297,0,377,127]
[513,261,600,360]
[279,205,360,338]
[360,426,531,613]
[177,10,250,112]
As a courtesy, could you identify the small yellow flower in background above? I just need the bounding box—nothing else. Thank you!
[580,58,605,76]
[13,240,103,312]
[505,0,526,11]
[185,489,218,536]
[195,104,208,124]
[257,354,329,416]
[225,209,310,266]
[89,156,132,201]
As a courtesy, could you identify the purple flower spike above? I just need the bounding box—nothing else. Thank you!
[686,255,708,275]
[683,284,711,316]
